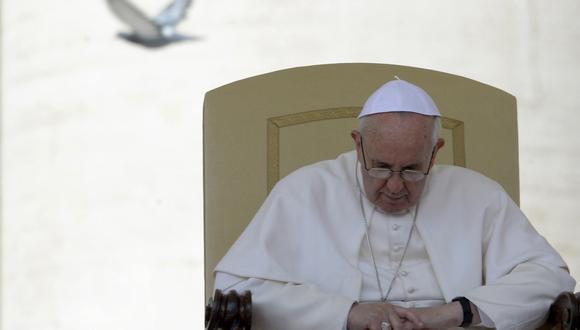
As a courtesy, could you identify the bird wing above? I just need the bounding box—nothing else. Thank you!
[107,0,161,39]
[154,0,193,27]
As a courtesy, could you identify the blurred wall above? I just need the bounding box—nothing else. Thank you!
[2,0,580,329]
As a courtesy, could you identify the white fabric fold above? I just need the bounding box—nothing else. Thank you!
[215,150,575,329]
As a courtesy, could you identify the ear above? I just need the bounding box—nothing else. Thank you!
[435,138,445,152]
[429,138,446,169]
[351,130,363,161]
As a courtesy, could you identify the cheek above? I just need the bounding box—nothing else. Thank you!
[405,182,425,201]
[362,176,385,199]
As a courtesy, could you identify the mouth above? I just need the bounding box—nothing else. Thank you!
[381,193,406,203]
[376,194,409,214]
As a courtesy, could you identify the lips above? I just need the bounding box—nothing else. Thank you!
[382,193,406,202]
[377,194,409,213]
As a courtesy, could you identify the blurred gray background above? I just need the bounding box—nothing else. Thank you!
[2,0,579,329]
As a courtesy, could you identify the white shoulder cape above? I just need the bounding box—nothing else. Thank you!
[216,151,574,329]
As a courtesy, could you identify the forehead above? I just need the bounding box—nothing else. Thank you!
[362,113,433,164]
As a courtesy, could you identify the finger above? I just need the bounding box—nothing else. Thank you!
[370,322,382,330]
[398,319,416,330]
[395,307,424,328]
[387,312,405,330]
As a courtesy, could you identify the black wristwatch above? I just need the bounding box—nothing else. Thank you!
[452,296,473,328]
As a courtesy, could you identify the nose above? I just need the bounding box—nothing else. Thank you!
[385,172,405,194]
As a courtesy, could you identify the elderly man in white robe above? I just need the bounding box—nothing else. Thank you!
[213,79,575,330]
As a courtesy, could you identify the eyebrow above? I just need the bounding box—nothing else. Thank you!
[372,159,422,170]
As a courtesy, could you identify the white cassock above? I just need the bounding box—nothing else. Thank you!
[214,151,575,330]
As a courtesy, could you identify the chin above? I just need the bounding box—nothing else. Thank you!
[376,195,411,214]
[377,202,410,214]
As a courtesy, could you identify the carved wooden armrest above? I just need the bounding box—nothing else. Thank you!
[544,292,580,330]
[205,289,252,330]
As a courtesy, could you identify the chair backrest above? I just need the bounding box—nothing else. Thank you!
[203,63,518,299]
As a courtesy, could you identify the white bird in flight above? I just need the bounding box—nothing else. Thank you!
[107,0,193,48]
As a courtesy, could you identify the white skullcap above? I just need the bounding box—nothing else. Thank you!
[358,78,441,118]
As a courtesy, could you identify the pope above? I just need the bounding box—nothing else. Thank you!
[213,78,575,329]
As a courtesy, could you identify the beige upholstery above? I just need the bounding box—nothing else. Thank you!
[203,63,519,300]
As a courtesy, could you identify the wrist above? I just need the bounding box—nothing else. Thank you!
[346,301,359,330]
[448,301,464,326]
[452,297,473,328]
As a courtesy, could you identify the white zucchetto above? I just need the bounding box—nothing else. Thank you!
[358,79,441,118]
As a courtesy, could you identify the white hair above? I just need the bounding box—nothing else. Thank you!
[359,114,441,147]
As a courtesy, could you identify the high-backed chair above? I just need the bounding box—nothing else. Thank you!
[203,63,521,300]
[204,63,580,330]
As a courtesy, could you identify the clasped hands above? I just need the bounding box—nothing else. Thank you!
[347,301,466,330]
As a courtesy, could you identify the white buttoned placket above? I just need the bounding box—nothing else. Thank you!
[357,204,445,307]
[355,162,445,307]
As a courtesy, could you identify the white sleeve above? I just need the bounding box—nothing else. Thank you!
[214,271,356,330]
[465,262,574,330]
[476,307,495,328]
[459,184,576,330]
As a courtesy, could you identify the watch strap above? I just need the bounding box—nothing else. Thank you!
[452,296,473,328]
